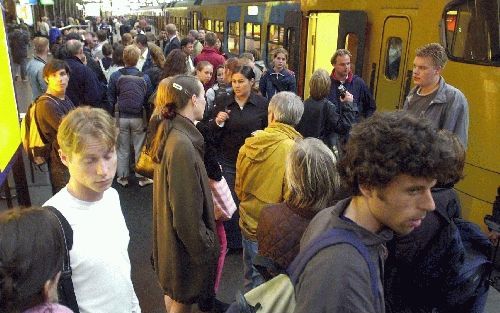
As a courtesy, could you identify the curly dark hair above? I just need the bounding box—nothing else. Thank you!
[338,112,443,195]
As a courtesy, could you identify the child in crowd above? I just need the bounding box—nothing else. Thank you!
[259,48,296,100]
[205,65,225,119]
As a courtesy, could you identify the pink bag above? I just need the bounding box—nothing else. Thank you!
[209,177,237,221]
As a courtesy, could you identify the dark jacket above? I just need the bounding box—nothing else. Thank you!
[152,115,219,304]
[196,121,222,181]
[35,94,75,192]
[65,56,105,108]
[107,66,153,118]
[8,29,29,63]
[257,202,317,271]
[328,72,376,121]
[296,97,356,147]
[294,198,392,313]
[259,68,296,100]
[194,47,226,86]
[144,64,163,91]
[163,36,181,57]
[385,187,465,313]
[211,93,268,164]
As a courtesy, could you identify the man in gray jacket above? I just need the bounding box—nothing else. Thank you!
[26,37,49,100]
[404,43,469,148]
[293,112,444,313]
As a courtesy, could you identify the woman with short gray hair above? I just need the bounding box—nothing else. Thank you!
[256,138,339,277]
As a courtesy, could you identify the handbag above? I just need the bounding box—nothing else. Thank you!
[209,177,237,221]
[135,115,164,179]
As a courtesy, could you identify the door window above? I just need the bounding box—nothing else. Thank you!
[228,22,240,55]
[385,37,402,80]
[245,23,261,51]
[267,24,285,64]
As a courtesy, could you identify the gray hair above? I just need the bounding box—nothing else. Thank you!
[285,138,339,211]
[268,91,304,126]
[66,39,83,56]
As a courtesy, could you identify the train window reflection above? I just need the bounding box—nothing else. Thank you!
[385,37,402,80]
[228,22,240,55]
[203,19,213,31]
[267,24,285,65]
[444,0,499,65]
[245,23,261,51]
[345,33,358,74]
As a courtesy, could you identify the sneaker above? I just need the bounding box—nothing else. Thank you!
[138,177,153,187]
[117,177,128,187]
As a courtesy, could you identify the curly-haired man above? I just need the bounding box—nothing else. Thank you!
[293,112,444,313]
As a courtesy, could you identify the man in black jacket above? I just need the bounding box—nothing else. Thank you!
[163,23,180,57]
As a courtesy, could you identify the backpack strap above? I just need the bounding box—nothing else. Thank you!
[288,228,382,313]
[44,206,80,313]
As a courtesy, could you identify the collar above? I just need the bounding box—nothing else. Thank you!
[228,93,260,108]
[171,114,204,153]
[331,69,353,83]
[34,55,47,64]
[141,47,148,59]
[169,35,177,42]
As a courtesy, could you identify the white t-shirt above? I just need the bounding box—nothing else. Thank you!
[44,187,141,313]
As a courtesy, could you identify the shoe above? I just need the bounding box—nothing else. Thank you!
[138,177,153,187]
[117,177,128,187]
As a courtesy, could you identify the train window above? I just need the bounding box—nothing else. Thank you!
[345,33,359,74]
[384,37,402,80]
[214,20,224,34]
[267,24,285,64]
[444,0,499,65]
[228,22,240,55]
[203,19,213,31]
[245,23,261,51]
[193,12,200,30]
[180,18,188,37]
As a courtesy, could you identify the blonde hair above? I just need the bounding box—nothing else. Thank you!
[123,45,141,67]
[273,47,288,60]
[309,69,331,100]
[154,77,173,115]
[33,37,49,54]
[285,138,339,211]
[416,43,448,68]
[58,107,117,155]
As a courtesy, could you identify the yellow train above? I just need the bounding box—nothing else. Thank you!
[139,0,499,229]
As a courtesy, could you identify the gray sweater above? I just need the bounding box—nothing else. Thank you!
[293,198,392,313]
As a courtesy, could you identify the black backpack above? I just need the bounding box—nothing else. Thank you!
[115,68,147,116]
[45,206,80,313]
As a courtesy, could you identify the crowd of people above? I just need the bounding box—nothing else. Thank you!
[2,13,498,313]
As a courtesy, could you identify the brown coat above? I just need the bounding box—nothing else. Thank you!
[257,202,316,270]
[152,115,219,304]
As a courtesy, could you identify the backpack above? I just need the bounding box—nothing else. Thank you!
[227,228,383,313]
[20,96,54,165]
[45,206,80,313]
[433,206,492,313]
[115,68,147,116]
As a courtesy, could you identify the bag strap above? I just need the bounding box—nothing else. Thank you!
[33,95,59,145]
[44,206,80,313]
[288,228,382,313]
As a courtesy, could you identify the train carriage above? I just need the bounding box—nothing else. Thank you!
[139,0,499,230]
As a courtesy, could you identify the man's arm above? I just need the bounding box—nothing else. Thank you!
[83,68,105,107]
[359,81,376,118]
[442,90,469,148]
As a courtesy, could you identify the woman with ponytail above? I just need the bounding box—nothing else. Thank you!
[0,207,72,313]
[151,75,220,313]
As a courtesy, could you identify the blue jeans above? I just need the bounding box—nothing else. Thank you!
[242,237,265,292]
[220,159,242,249]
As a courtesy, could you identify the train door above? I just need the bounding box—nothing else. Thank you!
[283,10,302,78]
[375,17,411,111]
[303,11,367,97]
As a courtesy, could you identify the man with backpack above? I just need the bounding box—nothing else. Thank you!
[108,45,153,187]
[34,59,75,194]
[293,112,443,313]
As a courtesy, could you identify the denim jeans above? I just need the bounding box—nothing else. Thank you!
[242,237,265,292]
[220,159,242,249]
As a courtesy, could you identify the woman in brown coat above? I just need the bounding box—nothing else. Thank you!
[257,138,339,276]
[152,76,219,313]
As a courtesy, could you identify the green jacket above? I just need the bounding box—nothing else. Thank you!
[236,122,302,241]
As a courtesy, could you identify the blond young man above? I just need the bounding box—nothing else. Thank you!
[403,43,469,148]
[26,37,49,100]
[44,107,141,313]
